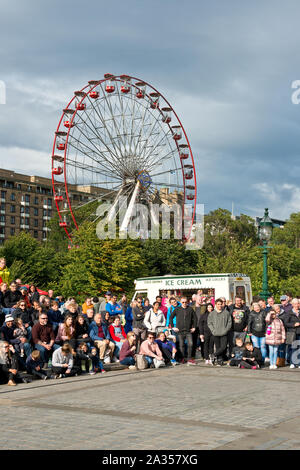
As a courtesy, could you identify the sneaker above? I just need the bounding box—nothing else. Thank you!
[170,359,177,366]
[22,377,31,383]
[101,370,106,374]
[273,365,277,369]
[265,357,270,364]
[290,364,296,369]
[103,356,111,364]
[128,365,137,370]
[43,375,49,380]
[216,361,223,367]
[89,371,96,375]
[112,357,120,363]
[251,366,257,369]
[187,359,196,366]
[205,359,210,365]
[240,366,245,369]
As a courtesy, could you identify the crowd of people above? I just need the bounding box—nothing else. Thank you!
[0,256,299,386]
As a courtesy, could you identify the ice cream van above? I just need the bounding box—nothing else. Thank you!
[133,273,252,306]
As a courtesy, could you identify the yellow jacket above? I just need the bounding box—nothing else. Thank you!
[0,267,10,284]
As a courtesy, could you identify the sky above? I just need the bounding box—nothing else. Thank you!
[0,0,300,220]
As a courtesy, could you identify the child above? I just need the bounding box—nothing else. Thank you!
[51,343,80,378]
[26,350,48,380]
[13,318,28,357]
[229,337,244,367]
[240,342,263,369]
[75,343,105,374]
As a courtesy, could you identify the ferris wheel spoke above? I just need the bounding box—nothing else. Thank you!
[65,157,122,182]
[149,167,182,178]
[67,138,123,179]
[146,148,178,172]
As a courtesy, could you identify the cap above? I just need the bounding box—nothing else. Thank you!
[105,291,112,296]
[280,295,287,301]
[5,315,14,322]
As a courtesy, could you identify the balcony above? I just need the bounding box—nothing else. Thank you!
[21,201,30,206]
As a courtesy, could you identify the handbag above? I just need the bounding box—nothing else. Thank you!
[136,354,148,370]
[276,357,286,367]
[153,357,165,369]
[286,331,296,345]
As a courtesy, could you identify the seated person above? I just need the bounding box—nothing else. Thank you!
[31,312,55,366]
[51,343,80,378]
[105,295,123,317]
[55,315,76,350]
[0,341,29,385]
[240,342,263,369]
[75,342,104,374]
[83,308,95,326]
[155,331,177,365]
[13,317,31,358]
[47,301,64,333]
[139,332,165,368]
[74,314,91,346]
[119,331,136,369]
[229,337,244,367]
[108,316,127,359]
[26,349,48,380]
[89,313,115,363]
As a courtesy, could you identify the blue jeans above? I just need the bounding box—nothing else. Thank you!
[120,356,135,366]
[251,335,267,361]
[145,356,154,366]
[268,345,278,366]
[113,341,124,358]
[34,344,52,363]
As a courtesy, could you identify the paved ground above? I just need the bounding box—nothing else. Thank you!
[1,362,300,450]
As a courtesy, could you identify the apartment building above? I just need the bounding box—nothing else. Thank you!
[0,169,112,244]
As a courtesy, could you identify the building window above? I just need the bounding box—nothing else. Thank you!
[43,231,47,239]
[48,209,51,217]
[20,206,25,214]
[0,203,5,211]
[10,216,15,224]
[34,219,38,227]
[1,191,6,199]
[0,215,5,223]
[34,230,38,238]
[10,205,15,213]
[34,208,38,216]
[25,194,30,203]
[34,196,39,205]
[25,217,29,226]
[11,193,15,201]
[10,228,15,236]
[25,207,30,214]
[0,227,4,234]
[43,209,47,216]
[16,183,21,190]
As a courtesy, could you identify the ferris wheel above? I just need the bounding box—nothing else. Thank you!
[51,74,197,242]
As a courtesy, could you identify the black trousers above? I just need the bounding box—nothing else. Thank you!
[203,333,214,359]
[52,365,80,376]
[229,358,241,367]
[240,359,259,369]
[213,335,228,362]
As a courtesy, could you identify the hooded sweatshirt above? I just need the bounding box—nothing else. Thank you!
[207,308,232,337]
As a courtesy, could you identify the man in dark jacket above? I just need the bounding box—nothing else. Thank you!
[4,281,21,311]
[247,302,268,363]
[31,312,55,366]
[132,296,147,353]
[228,296,250,354]
[284,298,300,368]
[170,296,197,365]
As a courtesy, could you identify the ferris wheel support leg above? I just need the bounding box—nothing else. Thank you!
[107,186,124,222]
[120,181,141,232]
[150,203,159,226]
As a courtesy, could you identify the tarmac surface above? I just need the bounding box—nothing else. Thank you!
[0,361,300,450]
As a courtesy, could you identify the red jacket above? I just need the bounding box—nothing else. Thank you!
[109,323,126,342]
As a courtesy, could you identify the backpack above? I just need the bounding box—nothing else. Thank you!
[136,354,148,370]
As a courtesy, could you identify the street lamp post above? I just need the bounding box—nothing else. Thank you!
[259,208,273,301]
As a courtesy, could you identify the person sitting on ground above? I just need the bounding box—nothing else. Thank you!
[0,341,28,386]
[139,332,165,368]
[89,313,115,363]
[144,301,166,333]
[31,312,55,366]
[155,331,177,366]
[240,341,263,369]
[108,315,127,359]
[55,315,76,350]
[229,337,244,367]
[75,342,104,375]
[26,349,48,380]
[119,331,137,369]
[51,343,80,378]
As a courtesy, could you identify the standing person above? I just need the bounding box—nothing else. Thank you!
[199,303,215,365]
[228,296,250,355]
[89,313,115,363]
[100,291,112,314]
[207,298,232,366]
[31,312,55,366]
[284,298,300,369]
[132,296,147,353]
[105,294,123,317]
[247,302,268,364]
[82,297,94,315]
[280,295,293,314]
[144,301,166,334]
[92,297,100,314]
[265,309,286,369]
[119,331,137,369]
[166,297,181,329]
[170,296,197,366]
[156,295,168,319]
